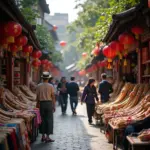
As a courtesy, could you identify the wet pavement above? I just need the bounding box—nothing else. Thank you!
[31,103,113,150]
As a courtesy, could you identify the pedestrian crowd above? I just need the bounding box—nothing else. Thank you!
[36,72,113,143]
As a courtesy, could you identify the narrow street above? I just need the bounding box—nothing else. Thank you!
[31,103,113,150]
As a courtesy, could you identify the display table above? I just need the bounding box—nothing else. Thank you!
[109,122,125,150]
[127,136,150,150]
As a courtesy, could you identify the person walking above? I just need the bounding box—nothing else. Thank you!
[67,77,79,115]
[36,72,55,143]
[57,77,68,114]
[81,78,99,124]
[98,73,113,103]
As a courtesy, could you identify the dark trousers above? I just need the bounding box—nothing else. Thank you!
[70,96,78,112]
[60,95,68,113]
[86,103,95,123]
[123,125,135,150]
[39,101,53,135]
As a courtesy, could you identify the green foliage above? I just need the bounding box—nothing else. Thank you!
[68,0,140,69]
[35,25,62,63]
[19,0,39,24]
[35,25,55,51]
[19,0,62,63]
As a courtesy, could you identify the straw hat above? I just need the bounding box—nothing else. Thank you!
[41,72,51,79]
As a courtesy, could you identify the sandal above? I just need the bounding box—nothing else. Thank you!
[41,136,46,142]
[45,138,55,143]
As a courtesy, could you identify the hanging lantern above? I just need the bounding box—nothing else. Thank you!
[16,35,28,50]
[92,64,97,71]
[101,60,108,67]
[118,33,134,66]
[82,52,87,58]
[32,50,42,60]
[10,44,19,56]
[41,59,49,65]
[23,45,33,56]
[32,60,41,70]
[60,41,67,47]
[93,43,100,56]
[37,60,41,66]
[53,25,58,31]
[119,33,135,51]
[78,70,86,76]
[131,26,144,39]
[109,41,124,59]
[97,61,102,68]
[4,22,22,43]
[103,45,116,69]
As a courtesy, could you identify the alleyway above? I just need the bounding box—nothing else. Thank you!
[31,103,113,150]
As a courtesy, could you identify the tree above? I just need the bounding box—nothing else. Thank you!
[35,25,62,63]
[19,0,39,24]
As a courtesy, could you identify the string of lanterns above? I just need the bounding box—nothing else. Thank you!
[79,26,144,74]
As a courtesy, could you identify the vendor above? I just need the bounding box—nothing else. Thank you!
[123,117,150,150]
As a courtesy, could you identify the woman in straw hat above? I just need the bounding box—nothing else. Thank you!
[36,72,55,142]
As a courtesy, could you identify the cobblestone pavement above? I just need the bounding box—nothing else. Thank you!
[31,103,113,150]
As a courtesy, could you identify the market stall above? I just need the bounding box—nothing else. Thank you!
[95,1,150,149]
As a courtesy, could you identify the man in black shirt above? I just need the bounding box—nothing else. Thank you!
[98,73,113,103]
[57,77,68,114]
[67,77,79,115]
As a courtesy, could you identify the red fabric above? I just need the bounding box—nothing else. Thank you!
[10,129,18,150]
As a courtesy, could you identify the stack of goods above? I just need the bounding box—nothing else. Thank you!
[138,129,150,141]
[109,81,124,102]
[19,85,36,101]
[0,86,41,149]
[95,81,124,120]
[29,81,37,93]
[109,89,150,128]
[104,84,149,125]
[96,83,135,115]
[12,86,36,108]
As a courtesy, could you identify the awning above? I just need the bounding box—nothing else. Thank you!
[103,1,148,43]
[39,0,50,14]
[65,63,76,70]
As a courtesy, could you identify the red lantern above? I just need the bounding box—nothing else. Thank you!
[53,25,58,31]
[131,26,144,39]
[78,70,86,76]
[93,43,100,56]
[92,64,97,71]
[101,60,108,67]
[103,46,116,61]
[103,46,116,69]
[4,22,22,43]
[10,44,19,56]
[32,60,41,70]
[16,35,28,47]
[97,61,102,68]
[60,41,67,47]
[32,50,42,60]
[109,41,124,59]
[48,61,53,68]
[119,33,135,49]
[23,45,33,56]
[41,59,49,65]
[82,52,87,58]
[37,60,41,66]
